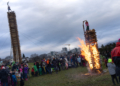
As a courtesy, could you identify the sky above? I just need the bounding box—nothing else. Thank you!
[0,0,120,58]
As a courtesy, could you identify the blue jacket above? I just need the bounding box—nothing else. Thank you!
[12,75,17,82]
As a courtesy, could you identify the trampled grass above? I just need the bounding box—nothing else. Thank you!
[24,63,119,86]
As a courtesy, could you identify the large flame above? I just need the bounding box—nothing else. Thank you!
[77,37,101,73]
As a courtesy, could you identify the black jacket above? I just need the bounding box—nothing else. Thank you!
[1,69,8,83]
[52,59,57,66]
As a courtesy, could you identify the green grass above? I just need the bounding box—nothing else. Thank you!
[24,63,119,86]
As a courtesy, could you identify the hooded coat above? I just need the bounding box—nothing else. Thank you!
[1,69,8,83]
[111,42,120,76]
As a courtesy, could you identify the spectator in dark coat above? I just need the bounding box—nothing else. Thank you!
[52,57,58,74]
[60,55,65,70]
[12,64,16,71]
[36,61,39,70]
[56,58,61,71]
[1,67,8,86]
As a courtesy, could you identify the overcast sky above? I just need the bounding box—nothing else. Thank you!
[0,0,120,58]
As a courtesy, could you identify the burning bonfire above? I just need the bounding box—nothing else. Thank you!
[78,38,102,74]
[78,20,102,74]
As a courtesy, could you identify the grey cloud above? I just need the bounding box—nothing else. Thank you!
[0,0,120,58]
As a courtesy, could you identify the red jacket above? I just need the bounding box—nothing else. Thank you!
[31,68,34,72]
[111,42,120,61]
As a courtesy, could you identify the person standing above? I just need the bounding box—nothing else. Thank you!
[31,67,34,76]
[36,61,39,70]
[107,58,118,85]
[33,63,38,76]
[64,56,68,69]
[46,58,52,74]
[111,39,120,82]
[52,57,58,74]
[77,55,82,66]
[38,66,42,75]
[85,21,89,31]
[72,54,76,67]
[23,65,28,81]
[1,67,8,86]
[42,58,47,74]
[56,58,61,71]
[60,55,65,70]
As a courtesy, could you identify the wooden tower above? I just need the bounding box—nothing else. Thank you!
[7,5,22,63]
[83,20,102,74]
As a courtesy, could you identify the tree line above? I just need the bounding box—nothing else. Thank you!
[99,42,116,56]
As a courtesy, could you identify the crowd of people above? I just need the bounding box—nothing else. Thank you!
[0,62,29,86]
[0,54,86,86]
[31,54,86,76]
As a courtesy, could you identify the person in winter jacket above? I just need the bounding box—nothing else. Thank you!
[1,67,8,86]
[20,78,24,86]
[31,67,34,76]
[77,55,82,66]
[36,61,39,70]
[20,72,24,86]
[107,58,118,85]
[19,67,23,74]
[60,56,65,70]
[64,56,68,69]
[38,66,42,75]
[56,58,61,71]
[72,54,76,67]
[42,58,47,74]
[12,64,17,71]
[23,65,28,81]
[33,63,38,76]
[12,72,17,86]
[111,39,120,82]
[46,58,52,74]
[52,57,58,74]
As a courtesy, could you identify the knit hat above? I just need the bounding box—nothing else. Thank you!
[108,58,112,63]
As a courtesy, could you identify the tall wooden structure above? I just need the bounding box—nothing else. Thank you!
[83,20,102,73]
[7,7,22,63]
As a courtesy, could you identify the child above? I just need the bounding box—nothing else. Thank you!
[38,66,42,75]
[11,72,17,86]
[31,67,34,76]
[20,73,24,86]
[107,58,118,85]
[19,67,23,74]
[23,65,28,81]
[27,67,30,78]
[16,70,21,82]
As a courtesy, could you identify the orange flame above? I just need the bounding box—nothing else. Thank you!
[77,37,101,73]
[77,37,93,69]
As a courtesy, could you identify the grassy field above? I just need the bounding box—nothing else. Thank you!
[24,63,119,86]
